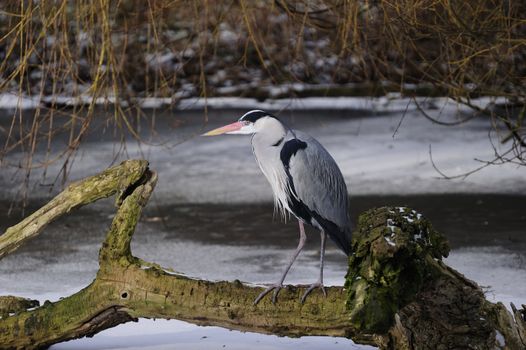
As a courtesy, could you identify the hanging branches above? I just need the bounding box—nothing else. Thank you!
[0,0,524,191]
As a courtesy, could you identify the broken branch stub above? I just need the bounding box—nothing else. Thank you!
[346,207,526,349]
[345,206,450,333]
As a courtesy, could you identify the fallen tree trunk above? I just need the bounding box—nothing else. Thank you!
[0,160,524,349]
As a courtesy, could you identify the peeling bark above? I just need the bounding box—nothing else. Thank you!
[0,160,524,350]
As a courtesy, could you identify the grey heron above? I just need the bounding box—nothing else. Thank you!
[203,110,351,304]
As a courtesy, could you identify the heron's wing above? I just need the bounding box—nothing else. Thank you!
[281,132,351,254]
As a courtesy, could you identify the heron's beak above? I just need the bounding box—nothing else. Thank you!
[202,121,243,136]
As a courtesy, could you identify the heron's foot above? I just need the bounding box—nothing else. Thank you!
[254,284,283,305]
[300,281,326,303]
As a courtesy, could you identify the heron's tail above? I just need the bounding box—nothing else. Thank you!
[329,225,352,256]
[310,212,352,256]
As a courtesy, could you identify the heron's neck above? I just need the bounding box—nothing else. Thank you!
[254,120,287,147]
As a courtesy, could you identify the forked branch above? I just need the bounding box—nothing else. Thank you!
[0,161,524,350]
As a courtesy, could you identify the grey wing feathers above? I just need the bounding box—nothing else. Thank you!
[286,131,352,254]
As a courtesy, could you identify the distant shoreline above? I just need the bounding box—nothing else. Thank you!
[0,90,509,113]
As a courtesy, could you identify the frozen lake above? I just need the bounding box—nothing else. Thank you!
[1,99,525,349]
[1,97,526,202]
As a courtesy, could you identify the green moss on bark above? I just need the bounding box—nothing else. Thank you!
[345,207,449,333]
[0,296,39,319]
[0,160,149,260]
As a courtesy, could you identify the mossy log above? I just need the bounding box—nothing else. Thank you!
[0,160,524,350]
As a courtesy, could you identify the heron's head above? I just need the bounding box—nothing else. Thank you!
[202,110,282,136]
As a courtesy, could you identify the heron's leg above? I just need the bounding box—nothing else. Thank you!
[254,220,307,305]
[300,230,327,303]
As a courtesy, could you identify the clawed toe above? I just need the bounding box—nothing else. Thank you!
[254,284,283,305]
[301,282,326,303]
[254,282,327,304]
